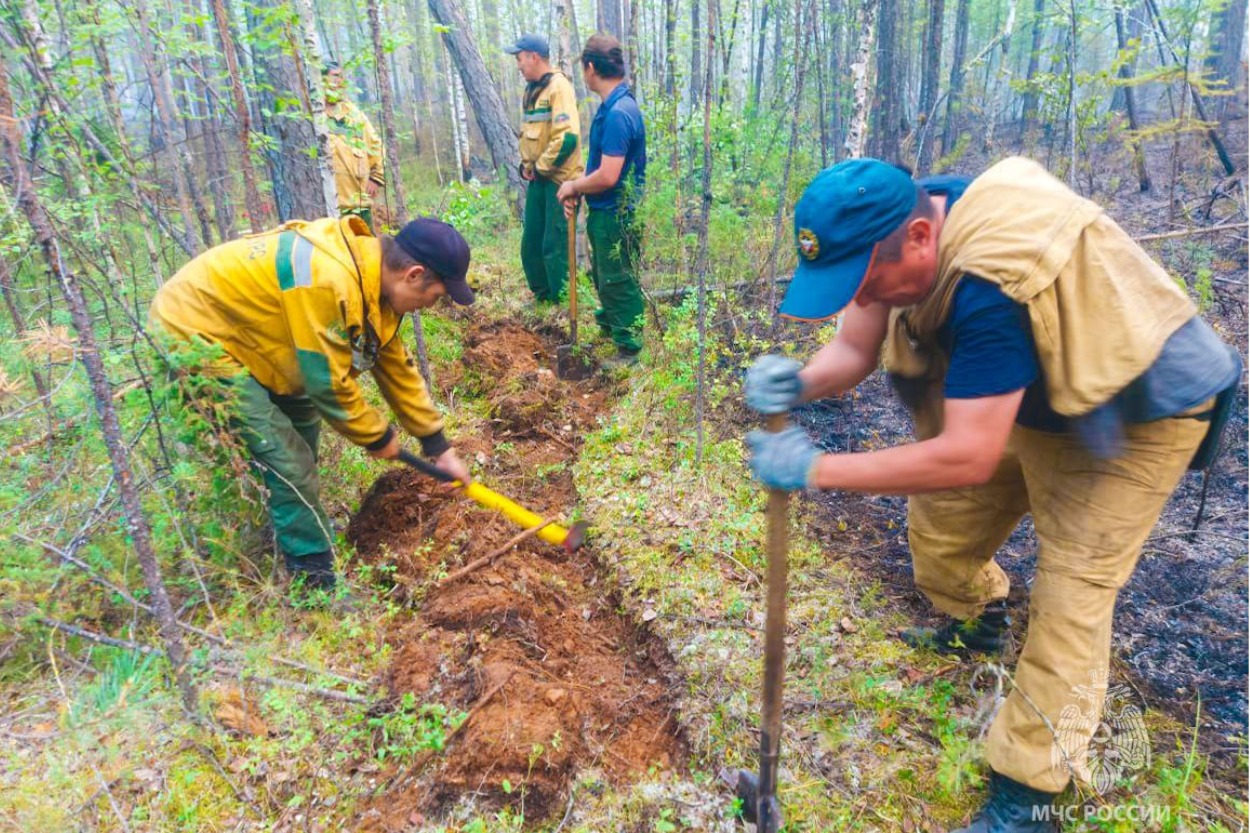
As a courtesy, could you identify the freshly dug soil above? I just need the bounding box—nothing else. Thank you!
[347,320,684,830]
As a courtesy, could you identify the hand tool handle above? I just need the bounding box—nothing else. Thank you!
[757,411,790,833]
[567,205,579,346]
[396,449,572,547]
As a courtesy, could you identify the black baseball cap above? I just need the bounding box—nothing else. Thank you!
[504,34,550,58]
[395,218,475,305]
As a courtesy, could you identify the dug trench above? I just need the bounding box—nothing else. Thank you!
[346,319,686,830]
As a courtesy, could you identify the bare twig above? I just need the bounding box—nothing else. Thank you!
[1137,222,1248,242]
[438,521,554,586]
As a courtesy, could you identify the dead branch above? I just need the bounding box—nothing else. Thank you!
[438,521,554,586]
[1136,222,1248,242]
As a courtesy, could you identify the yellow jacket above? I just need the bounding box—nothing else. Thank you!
[519,72,582,182]
[150,217,443,450]
[326,98,384,211]
[884,156,1195,438]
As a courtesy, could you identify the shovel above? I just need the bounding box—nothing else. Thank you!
[397,449,587,553]
[554,205,595,380]
[721,412,790,831]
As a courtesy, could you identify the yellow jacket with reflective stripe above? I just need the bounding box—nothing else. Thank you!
[150,216,442,448]
[519,72,583,182]
[326,97,384,211]
[883,156,1195,438]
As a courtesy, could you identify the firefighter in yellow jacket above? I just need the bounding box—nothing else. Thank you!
[506,34,582,303]
[324,64,385,230]
[151,216,475,591]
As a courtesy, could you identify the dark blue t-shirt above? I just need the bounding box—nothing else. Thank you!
[586,82,646,212]
[922,173,1239,450]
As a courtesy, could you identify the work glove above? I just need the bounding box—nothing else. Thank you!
[745,355,804,414]
[746,427,820,491]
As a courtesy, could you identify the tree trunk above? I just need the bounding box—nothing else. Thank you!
[939,0,971,158]
[1020,0,1045,132]
[1205,0,1246,122]
[1109,2,1143,113]
[1114,2,1151,191]
[599,0,624,37]
[428,0,525,211]
[447,47,471,181]
[752,0,769,112]
[870,0,905,161]
[368,0,409,226]
[555,0,588,101]
[664,0,678,97]
[690,0,703,114]
[211,0,269,231]
[916,0,945,174]
[131,0,205,252]
[695,0,716,462]
[293,0,340,215]
[184,0,235,242]
[844,1,875,159]
[826,0,843,160]
[0,57,196,714]
[247,0,336,220]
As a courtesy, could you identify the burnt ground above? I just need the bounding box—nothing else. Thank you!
[344,320,685,830]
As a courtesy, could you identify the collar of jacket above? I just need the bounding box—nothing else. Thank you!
[524,72,557,109]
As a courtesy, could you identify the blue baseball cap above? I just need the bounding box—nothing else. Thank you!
[504,34,550,58]
[780,159,918,321]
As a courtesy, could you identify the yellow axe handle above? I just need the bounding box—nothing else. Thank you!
[460,481,571,547]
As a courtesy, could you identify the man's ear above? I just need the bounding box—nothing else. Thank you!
[906,217,936,248]
[405,264,427,285]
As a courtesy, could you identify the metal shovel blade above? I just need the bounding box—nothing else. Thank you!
[719,768,783,829]
[554,343,595,380]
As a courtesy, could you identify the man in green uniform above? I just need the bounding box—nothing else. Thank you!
[151,216,475,593]
[557,34,647,366]
[506,34,582,304]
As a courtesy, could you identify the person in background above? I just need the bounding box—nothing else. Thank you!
[505,34,583,305]
[324,63,385,230]
[557,34,647,368]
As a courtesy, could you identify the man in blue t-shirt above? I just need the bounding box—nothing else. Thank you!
[743,159,1240,832]
[557,34,647,366]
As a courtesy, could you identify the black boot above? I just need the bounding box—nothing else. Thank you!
[901,600,1010,654]
[951,770,1058,832]
[285,550,336,589]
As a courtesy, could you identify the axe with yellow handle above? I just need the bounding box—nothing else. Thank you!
[397,449,587,552]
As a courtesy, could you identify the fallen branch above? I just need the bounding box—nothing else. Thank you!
[438,521,554,586]
[1137,222,1248,242]
[34,617,371,705]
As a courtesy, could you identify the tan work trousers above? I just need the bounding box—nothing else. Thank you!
[907,414,1209,793]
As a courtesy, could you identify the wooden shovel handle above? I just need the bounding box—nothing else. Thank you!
[757,411,789,833]
[567,207,578,345]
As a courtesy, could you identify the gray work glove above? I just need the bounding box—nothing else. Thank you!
[745,355,804,415]
[746,427,819,491]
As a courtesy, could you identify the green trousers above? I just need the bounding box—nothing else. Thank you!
[521,177,569,302]
[234,376,333,559]
[587,207,644,354]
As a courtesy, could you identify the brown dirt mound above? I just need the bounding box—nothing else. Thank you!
[347,318,684,830]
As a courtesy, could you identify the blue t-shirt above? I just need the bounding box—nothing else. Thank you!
[925,174,1240,454]
[586,82,646,212]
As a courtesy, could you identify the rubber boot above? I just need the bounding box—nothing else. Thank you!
[901,600,1011,654]
[951,770,1059,833]
[285,550,337,591]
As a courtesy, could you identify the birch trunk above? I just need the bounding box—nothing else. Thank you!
[844,2,875,159]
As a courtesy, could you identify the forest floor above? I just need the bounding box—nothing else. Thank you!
[1,136,1247,832]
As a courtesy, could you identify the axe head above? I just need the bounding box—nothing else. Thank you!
[719,768,782,831]
[563,521,588,553]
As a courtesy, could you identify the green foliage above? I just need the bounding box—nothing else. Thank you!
[339,692,468,763]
